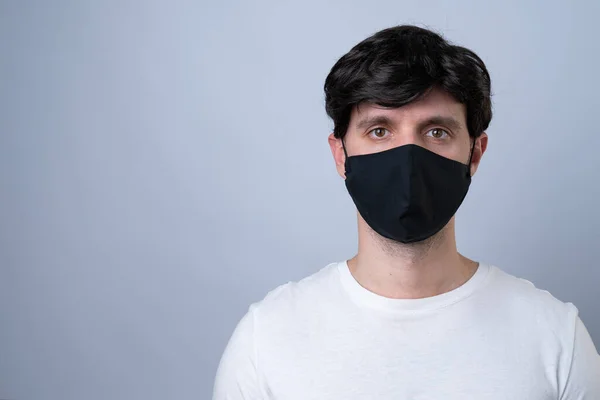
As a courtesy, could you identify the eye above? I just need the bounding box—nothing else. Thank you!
[426,128,450,139]
[368,127,390,139]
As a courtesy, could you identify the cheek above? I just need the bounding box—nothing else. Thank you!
[368,139,398,154]
[358,134,417,155]
[426,140,469,164]
[347,134,390,156]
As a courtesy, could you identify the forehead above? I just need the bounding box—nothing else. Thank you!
[350,87,467,129]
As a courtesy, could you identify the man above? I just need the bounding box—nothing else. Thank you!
[213,25,600,399]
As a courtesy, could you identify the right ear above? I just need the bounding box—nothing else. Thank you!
[328,133,347,179]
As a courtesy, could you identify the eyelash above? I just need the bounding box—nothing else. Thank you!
[367,127,390,139]
[367,127,451,140]
[426,128,451,139]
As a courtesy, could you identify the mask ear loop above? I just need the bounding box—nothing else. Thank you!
[467,136,477,177]
[341,138,351,174]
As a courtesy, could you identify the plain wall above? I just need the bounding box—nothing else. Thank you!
[1,1,598,399]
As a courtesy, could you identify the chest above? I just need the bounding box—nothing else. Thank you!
[259,314,558,400]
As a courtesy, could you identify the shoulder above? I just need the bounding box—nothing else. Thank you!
[214,263,342,396]
[249,261,342,319]
[486,265,579,343]
[487,265,600,395]
[488,265,577,314]
[234,262,346,356]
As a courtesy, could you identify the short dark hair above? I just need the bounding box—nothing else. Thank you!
[324,25,492,139]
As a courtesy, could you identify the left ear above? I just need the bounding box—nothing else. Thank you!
[469,132,488,176]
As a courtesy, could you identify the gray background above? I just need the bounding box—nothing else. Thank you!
[1,1,598,399]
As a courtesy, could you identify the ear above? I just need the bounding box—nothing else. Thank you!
[328,133,347,179]
[469,132,488,176]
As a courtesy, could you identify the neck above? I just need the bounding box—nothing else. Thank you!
[347,216,478,299]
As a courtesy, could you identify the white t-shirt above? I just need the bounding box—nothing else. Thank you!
[213,262,600,399]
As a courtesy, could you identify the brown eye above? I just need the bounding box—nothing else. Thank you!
[427,128,449,139]
[368,128,390,139]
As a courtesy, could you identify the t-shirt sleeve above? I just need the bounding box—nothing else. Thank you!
[560,315,600,399]
[213,305,264,400]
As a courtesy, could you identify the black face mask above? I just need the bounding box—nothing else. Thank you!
[343,142,474,244]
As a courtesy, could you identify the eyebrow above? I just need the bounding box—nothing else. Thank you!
[355,114,463,133]
[356,115,396,130]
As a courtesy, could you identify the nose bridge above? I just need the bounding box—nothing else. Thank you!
[394,120,422,146]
